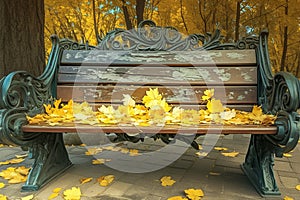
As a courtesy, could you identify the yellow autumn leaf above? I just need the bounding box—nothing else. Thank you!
[296,185,300,191]
[80,177,93,184]
[0,183,5,188]
[221,151,239,157]
[63,187,81,200]
[202,89,214,101]
[195,152,208,157]
[214,147,228,151]
[160,176,176,187]
[53,187,62,193]
[184,188,204,200]
[122,94,136,107]
[98,175,115,187]
[142,88,162,108]
[0,194,7,200]
[15,154,28,159]
[21,194,34,200]
[48,192,59,200]
[207,99,224,113]
[283,153,292,158]
[283,196,294,200]
[129,149,139,156]
[167,196,188,200]
[92,159,106,165]
[8,158,25,164]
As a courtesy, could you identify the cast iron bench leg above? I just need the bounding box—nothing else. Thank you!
[242,134,280,197]
[21,133,72,191]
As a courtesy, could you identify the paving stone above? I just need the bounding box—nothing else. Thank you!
[279,176,300,188]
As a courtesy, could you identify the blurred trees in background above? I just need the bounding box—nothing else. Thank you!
[43,0,299,76]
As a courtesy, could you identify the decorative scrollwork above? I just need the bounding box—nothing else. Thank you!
[97,20,259,51]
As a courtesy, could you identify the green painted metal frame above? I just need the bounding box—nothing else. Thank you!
[0,20,299,195]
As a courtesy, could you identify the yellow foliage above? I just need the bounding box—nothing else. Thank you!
[27,88,276,127]
[63,187,81,200]
[0,166,29,184]
[21,194,34,200]
[184,188,204,200]
[221,151,239,158]
[160,176,176,186]
[296,185,300,191]
[0,183,5,189]
[80,177,93,184]
[0,194,7,200]
[98,175,115,187]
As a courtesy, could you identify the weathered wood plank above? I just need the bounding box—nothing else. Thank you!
[58,66,257,85]
[22,123,277,135]
[61,49,257,66]
[56,85,257,105]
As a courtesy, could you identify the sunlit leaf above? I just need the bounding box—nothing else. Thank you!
[160,176,176,186]
[80,177,93,184]
[283,196,294,200]
[283,153,292,158]
[0,194,7,200]
[201,89,214,101]
[214,147,228,151]
[184,188,204,200]
[207,99,224,113]
[53,187,62,193]
[15,154,28,159]
[195,152,208,157]
[98,175,115,186]
[0,183,5,189]
[48,192,59,200]
[221,151,239,157]
[296,185,300,191]
[63,187,81,200]
[21,194,34,200]
[129,149,139,156]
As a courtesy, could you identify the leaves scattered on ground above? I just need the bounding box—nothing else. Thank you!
[0,166,30,184]
[0,183,5,189]
[21,194,34,200]
[284,196,294,200]
[221,151,239,157]
[80,177,93,184]
[48,188,62,200]
[184,188,204,200]
[160,176,176,186]
[296,184,300,191]
[0,158,25,165]
[63,187,81,200]
[0,194,7,200]
[98,175,115,186]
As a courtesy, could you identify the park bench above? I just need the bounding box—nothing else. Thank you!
[0,20,299,197]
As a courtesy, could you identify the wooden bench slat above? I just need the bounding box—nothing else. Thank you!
[61,49,257,66]
[58,66,257,85]
[56,85,257,105]
[22,123,277,135]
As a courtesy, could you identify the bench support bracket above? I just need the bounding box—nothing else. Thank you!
[242,135,280,197]
[21,133,72,191]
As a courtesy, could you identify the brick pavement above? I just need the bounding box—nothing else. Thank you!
[0,134,299,200]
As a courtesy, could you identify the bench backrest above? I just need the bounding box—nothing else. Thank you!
[55,21,260,111]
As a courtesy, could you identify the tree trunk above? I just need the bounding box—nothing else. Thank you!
[136,0,146,26]
[121,0,133,30]
[235,0,242,41]
[0,0,45,78]
[280,0,288,72]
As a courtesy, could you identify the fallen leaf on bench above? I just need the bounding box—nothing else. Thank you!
[202,89,214,101]
[80,177,93,184]
[21,194,34,200]
[63,187,81,200]
[98,175,115,186]
[0,182,5,188]
[283,153,293,158]
[160,176,176,186]
[167,196,188,200]
[0,194,7,200]
[296,185,300,191]
[214,147,228,151]
[221,152,239,157]
[184,188,204,200]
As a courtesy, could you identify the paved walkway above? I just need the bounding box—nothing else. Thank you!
[0,134,299,200]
